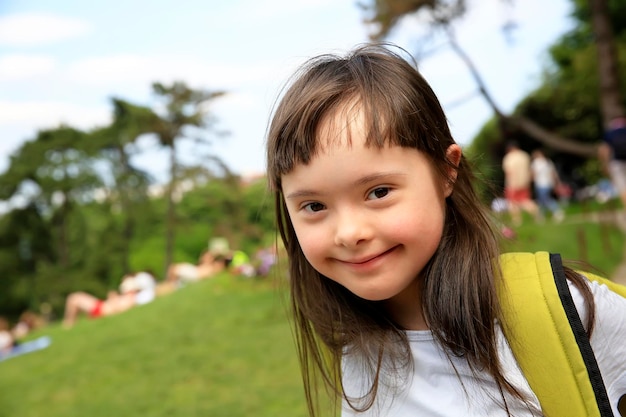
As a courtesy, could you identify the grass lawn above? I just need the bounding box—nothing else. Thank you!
[1,203,624,416]
[0,274,308,417]
[498,206,625,277]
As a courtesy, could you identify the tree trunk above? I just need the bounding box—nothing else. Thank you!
[117,144,133,274]
[165,143,177,277]
[506,116,598,157]
[588,0,625,125]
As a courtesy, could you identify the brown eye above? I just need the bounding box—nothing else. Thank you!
[304,202,325,213]
[367,187,390,200]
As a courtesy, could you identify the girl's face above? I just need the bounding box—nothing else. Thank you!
[281,107,459,327]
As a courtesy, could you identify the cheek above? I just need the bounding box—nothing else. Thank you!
[292,223,328,265]
[300,242,329,276]
[389,217,440,239]
[385,202,446,245]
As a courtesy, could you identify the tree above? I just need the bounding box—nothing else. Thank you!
[151,81,227,274]
[0,126,103,268]
[0,203,54,317]
[360,0,599,157]
[0,126,112,315]
[89,98,159,272]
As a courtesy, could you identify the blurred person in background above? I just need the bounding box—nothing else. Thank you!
[531,149,565,222]
[0,317,14,355]
[165,250,227,287]
[62,271,156,328]
[502,141,540,225]
[599,116,626,209]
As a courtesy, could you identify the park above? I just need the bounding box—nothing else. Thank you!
[1,0,626,416]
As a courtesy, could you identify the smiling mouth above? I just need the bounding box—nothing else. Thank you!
[345,246,398,264]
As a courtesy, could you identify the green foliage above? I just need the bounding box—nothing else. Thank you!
[151,81,227,152]
[175,176,274,256]
[570,0,626,38]
[464,118,503,202]
[128,235,168,278]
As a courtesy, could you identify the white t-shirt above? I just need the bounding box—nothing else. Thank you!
[342,279,626,416]
[174,263,201,283]
[0,330,13,351]
[133,272,156,305]
[531,157,556,189]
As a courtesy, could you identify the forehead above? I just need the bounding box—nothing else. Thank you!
[315,100,371,152]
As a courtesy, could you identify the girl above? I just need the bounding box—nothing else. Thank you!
[266,44,626,416]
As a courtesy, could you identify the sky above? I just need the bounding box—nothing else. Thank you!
[0,0,575,183]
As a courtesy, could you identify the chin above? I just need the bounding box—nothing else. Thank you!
[352,288,395,302]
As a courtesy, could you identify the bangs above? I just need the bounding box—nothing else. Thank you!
[313,98,396,155]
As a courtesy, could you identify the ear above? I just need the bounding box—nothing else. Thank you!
[444,144,462,197]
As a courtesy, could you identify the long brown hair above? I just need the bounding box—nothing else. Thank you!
[266,44,593,416]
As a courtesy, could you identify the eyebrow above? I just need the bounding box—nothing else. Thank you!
[285,171,405,200]
[285,189,322,200]
[354,172,405,187]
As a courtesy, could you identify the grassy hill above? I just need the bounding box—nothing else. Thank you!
[0,274,309,417]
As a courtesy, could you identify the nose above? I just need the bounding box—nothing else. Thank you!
[333,208,372,248]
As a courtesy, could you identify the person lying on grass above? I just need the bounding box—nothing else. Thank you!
[62,271,156,329]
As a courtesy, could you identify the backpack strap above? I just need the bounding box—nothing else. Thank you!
[549,253,613,417]
[498,251,617,417]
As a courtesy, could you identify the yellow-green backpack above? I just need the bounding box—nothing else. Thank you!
[498,251,626,417]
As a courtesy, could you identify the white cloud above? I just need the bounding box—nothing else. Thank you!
[66,54,288,90]
[0,100,110,131]
[0,54,57,80]
[66,55,155,84]
[210,91,258,112]
[0,13,92,46]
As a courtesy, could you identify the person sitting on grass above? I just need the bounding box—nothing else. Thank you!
[62,271,156,329]
[11,310,45,341]
[165,250,228,287]
[0,317,14,355]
